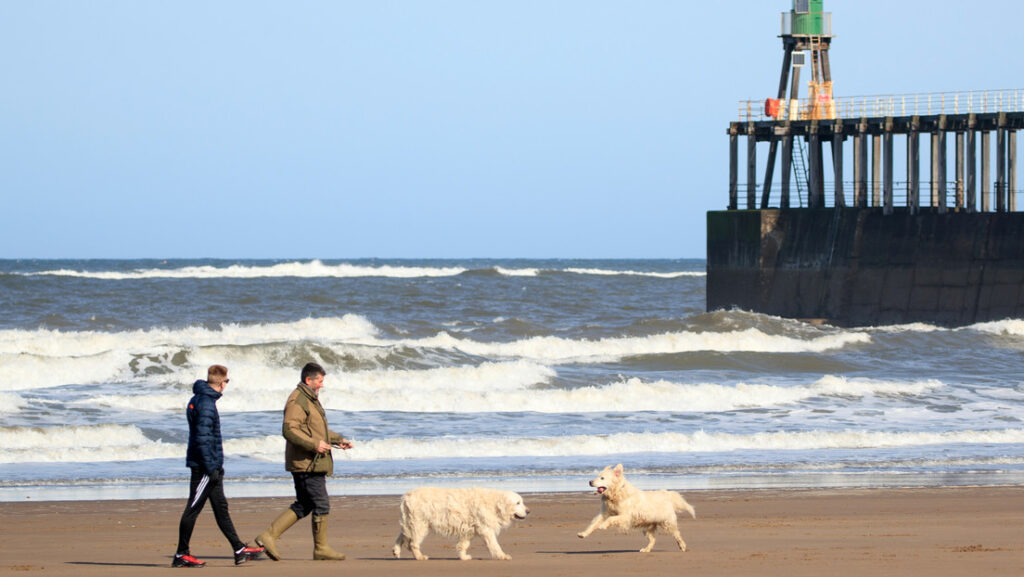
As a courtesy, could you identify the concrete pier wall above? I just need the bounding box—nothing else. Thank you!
[707,209,1024,326]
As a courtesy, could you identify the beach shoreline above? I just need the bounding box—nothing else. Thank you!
[2,486,1021,576]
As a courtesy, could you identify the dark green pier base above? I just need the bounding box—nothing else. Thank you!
[707,209,1024,327]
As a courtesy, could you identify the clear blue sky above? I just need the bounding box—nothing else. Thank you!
[3,1,1023,259]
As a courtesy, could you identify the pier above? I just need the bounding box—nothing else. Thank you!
[707,2,1024,327]
[729,90,1024,214]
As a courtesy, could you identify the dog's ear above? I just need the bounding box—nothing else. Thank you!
[613,463,623,477]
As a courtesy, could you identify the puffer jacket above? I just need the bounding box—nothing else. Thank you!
[185,380,223,474]
[283,383,346,475]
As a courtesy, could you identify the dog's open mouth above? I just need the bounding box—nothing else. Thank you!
[596,487,606,494]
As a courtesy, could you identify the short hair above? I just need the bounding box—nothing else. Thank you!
[301,362,326,384]
[207,364,229,384]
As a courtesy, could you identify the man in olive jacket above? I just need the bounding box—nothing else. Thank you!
[255,362,353,561]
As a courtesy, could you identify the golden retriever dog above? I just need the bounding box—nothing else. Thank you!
[577,464,696,552]
[392,487,529,561]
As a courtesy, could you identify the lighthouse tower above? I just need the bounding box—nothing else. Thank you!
[771,0,834,120]
[758,0,836,209]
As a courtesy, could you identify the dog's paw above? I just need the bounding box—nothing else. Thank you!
[458,554,472,561]
[577,532,586,539]
[498,554,511,560]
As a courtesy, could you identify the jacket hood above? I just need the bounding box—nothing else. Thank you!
[192,379,222,400]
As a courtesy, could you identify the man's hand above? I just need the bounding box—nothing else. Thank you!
[334,440,354,450]
[316,440,332,454]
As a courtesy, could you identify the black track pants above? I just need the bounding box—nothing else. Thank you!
[176,467,244,554]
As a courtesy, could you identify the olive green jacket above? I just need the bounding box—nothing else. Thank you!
[282,383,346,474]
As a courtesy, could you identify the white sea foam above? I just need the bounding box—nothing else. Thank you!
[490,267,702,278]
[0,350,133,391]
[0,319,871,390]
[807,375,943,397]
[22,260,467,279]
[564,268,704,278]
[19,261,704,280]
[0,393,25,413]
[5,422,1023,465]
[0,315,379,357]
[406,328,870,363]
[503,375,945,414]
[0,424,181,464]
[76,370,943,416]
[0,316,381,391]
[967,318,1024,336]
[78,393,190,413]
[233,428,1024,463]
[494,267,539,277]
[81,361,557,413]
[322,374,942,414]
[861,322,945,333]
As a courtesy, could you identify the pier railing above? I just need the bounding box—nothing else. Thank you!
[778,180,1021,210]
[739,89,1024,123]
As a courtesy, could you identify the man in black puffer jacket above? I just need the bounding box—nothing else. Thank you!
[172,365,264,568]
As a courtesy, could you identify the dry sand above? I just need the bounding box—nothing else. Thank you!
[1,486,1022,576]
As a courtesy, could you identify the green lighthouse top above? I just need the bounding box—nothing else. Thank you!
[782,0,832,38]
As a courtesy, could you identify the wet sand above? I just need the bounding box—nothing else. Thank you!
[1,486,1022,576]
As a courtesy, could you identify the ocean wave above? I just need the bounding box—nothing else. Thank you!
[410,328,870,362]
[318,374,943,414]
[20,260,467,279]
[859,322,946,333]
[0,350,134,392]
[17,260,704,280]
[0,315,379,357]
[563,268,704,278]
[854,319,1024,335]
[5,424,1023,465]
[0,393,25,413]
[272,428,1024,462]
[0,315,382,391]
[71,373,944,415]
[515,375,945,414]
[966,318,1024,336]
[0,318,871,390]
[493,267,540,277]
[78,361,557,413]
[485,266,703,278]
[0,424,181,464]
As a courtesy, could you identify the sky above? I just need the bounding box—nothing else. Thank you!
[3,1,1024,259]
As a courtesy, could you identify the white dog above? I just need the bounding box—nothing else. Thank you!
[393,487,529,560]
[577,464,696,552]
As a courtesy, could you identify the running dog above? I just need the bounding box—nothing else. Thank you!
[393,487,529,560]
[577,464,696,552]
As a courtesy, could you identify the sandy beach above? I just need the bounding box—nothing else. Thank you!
[1,486,1021,576]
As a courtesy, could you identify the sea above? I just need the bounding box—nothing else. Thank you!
[1,258,1023,502]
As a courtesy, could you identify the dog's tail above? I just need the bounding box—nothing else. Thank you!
[671,492,696,519]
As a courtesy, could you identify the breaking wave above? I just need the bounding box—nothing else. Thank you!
[17,260,702,280]
[4,424,1023,464]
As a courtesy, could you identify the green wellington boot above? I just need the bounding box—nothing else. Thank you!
[255,509,300,561]
[312,515,346,560]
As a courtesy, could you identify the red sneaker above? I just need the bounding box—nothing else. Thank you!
[171,553,206,568]
[234,544,265,565]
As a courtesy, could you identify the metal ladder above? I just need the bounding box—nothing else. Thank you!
[793,138,809,207]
